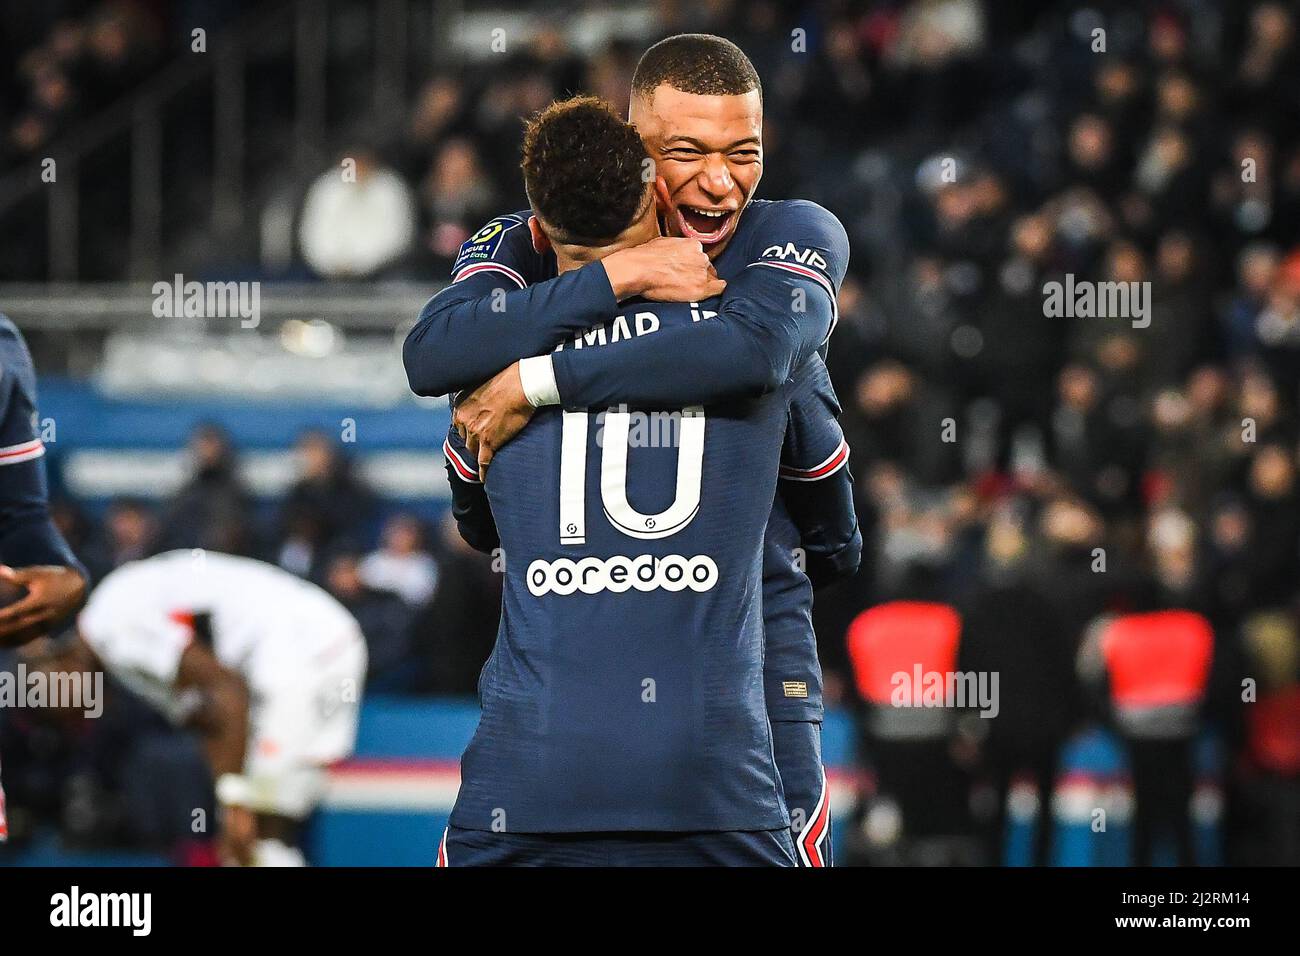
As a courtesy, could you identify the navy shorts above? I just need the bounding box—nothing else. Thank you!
[771,720,831,866]
[436,825,795,867]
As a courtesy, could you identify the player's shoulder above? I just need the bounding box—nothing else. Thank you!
[737,200,849,286]
[451,210,536,284]
[743,199,846,238]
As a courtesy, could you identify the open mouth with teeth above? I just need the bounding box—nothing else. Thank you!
[676,204,738,245]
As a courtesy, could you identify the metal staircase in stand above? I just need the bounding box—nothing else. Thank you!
[0,0,447,282]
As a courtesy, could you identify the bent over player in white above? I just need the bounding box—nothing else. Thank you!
[74,550,367,865]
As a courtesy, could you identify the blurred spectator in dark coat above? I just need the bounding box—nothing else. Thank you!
[324,546,416,693]
[1147,230,1215,390]
[791,17,876,150]
[418,137,499,274]
[408,515,501,695]
[1147,366,1238,521]
[1242,442,1300,609]
[276,429,374,580]
[1029,496,1125,657]
[822,276,881,399]
[1201,495,1256,629]
[159,424,255,556]
[1251,249,1300,396]
[49,496,95,574]
[399,74,467,181]
[80,497,158,582]
[974,213,1069,465]
[1220,243,1280,361]
[1051,363,1147,519]
[1057,113,1129,204]
[471,62,553,197]
[959,503,1078,865]
[845,360,962,488]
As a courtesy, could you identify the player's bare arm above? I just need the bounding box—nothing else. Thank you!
[599,234,725,301]
[0,564,86,647]
[174,639,254,865]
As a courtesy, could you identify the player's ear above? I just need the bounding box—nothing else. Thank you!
[528,216,551,254]
[654,176,671,214]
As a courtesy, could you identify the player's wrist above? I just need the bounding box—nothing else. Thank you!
[599,249,647,301]
[518,356,560,407]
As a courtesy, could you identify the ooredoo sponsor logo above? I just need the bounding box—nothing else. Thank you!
[526,554,719,596]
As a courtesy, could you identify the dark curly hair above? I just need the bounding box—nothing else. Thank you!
[521,95,652,245]
[631,34,761,100]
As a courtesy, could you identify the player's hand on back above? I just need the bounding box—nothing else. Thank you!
[453,361,537,480]
[602,237,727,302]
[0,564,86,647]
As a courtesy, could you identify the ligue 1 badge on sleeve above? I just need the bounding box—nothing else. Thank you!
[453,217,523,273]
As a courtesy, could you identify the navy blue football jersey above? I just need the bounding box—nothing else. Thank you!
[0,314,81,572]
[710,202,855,723]
[444,292,848,833]
[419,201,857,726]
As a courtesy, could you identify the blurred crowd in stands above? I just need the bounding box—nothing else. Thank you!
[2,0,1299,863]
[2,2,156,166]
[0,1,257,168]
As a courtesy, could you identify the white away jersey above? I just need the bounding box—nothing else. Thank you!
[78,551,361,724]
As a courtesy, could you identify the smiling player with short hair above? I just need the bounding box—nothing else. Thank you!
[408,35,859,866]
[434,94,852,866]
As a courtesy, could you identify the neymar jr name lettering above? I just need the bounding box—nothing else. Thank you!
[554,305,717,353]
